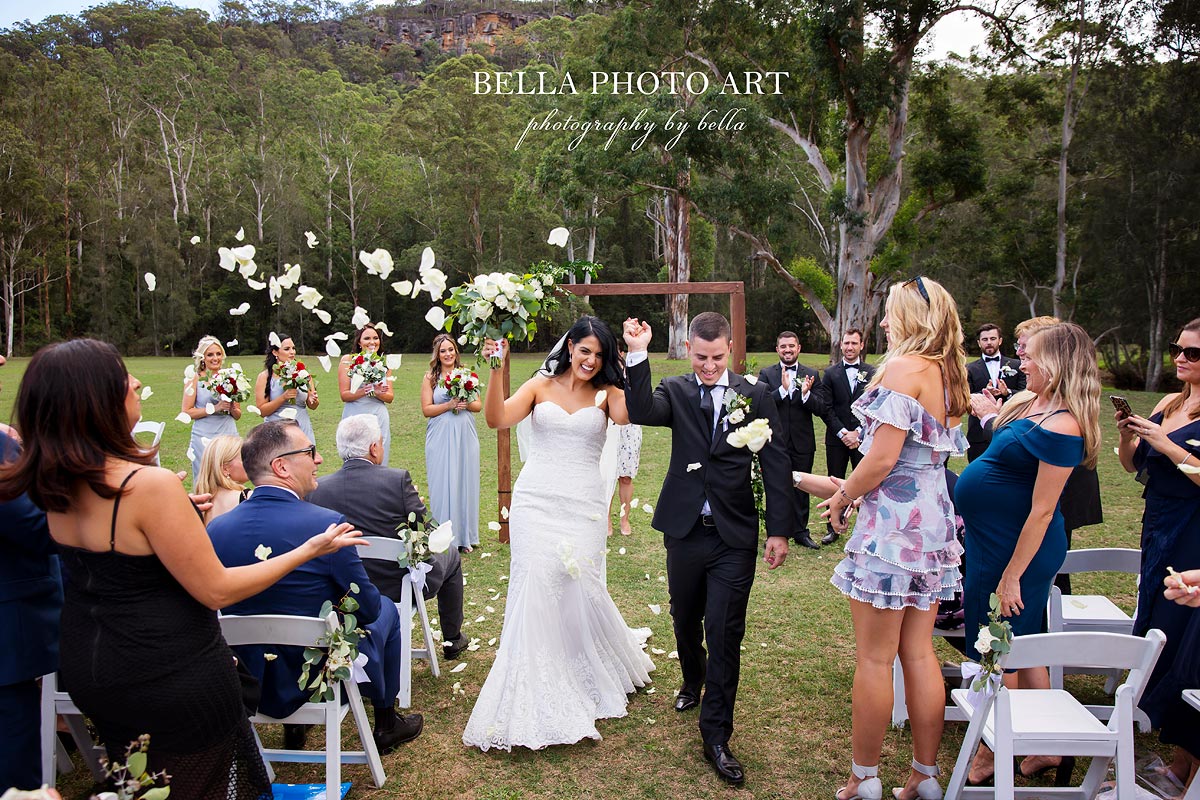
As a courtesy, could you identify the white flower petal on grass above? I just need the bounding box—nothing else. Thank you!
[487,521,501,532]
[475,615,486,623]
[175,412,192,425]
[667,650,679,660]
[140,386,153,400]
[390,280,413,297]
[318,355,332,372]
[643,504,654,514]
[488,637,497,646]
[254,544,272,561]
[650,647,666,655]
[630,498,640,510]
[229,302,250,316]
[247,405,261,416]
[485,606,495,614]
[1113,447,1121,456]
[386,354,403,370]
[648,604,661,615]
[235,226,245,241]
[313,308,332,325]
[375,322,393,337]
[305,231,318,248]
[547,226,570,247]
[618,547,626,555]
[189,235,201,245]
[646,687,656,694]
[687,462,702,472]
[425,306,447,330]
[351,306,371,329]
[480,552,493,558]
[278,407,298,420]
[450,662,467,673]
[226,339,238,348]
[144,272,156,291]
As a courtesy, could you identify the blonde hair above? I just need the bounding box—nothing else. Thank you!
[869,277,970,417]
[427,333,461,388]
[193,335,225,376]
[1013,316,1060,340]
[1162,317,1200,421]
[195,435,245,513]
[995,323,1101,468]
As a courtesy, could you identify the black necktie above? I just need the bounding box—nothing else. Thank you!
[699,385,716,441]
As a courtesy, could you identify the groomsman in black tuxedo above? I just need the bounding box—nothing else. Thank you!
[966,323,1026,462]
[624,312,792,786]
[817,328,876,544]
[758,331,826,549]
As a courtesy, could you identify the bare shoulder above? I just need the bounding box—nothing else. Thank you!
[878,356,929,396]
[1042,411,1083,437]
[1152,393,1180,415]
[127,465,187,492]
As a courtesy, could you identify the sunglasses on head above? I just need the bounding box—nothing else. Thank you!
[1169,343,1200,363]
[903,276,931,305]
[273,444,317,462]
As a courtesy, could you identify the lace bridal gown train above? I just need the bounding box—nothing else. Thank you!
[463,401,655,752]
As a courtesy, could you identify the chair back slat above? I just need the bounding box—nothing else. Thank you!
[1000,630,1165,697]
[219,612,334,648]
[1058,547,1141,575]
[356,535,407,562]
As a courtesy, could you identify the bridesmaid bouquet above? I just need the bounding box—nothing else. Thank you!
[443,367,481,412]
[439,270,555,369]
[202,365,251,407]
[347,351,387,395]
[272,359,312,402]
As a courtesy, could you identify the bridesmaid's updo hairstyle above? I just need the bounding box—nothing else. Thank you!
[545,315,625,389]
[0,339,156,512]
[870,276,970,418]
[997,322,1101,469]
[428,333,461,388]
[352,324,384,355]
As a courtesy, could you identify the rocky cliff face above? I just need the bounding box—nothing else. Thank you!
[362,3,563,57]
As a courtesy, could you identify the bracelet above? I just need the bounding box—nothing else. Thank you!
[1181,453,1196,468]
[839,488,853,503]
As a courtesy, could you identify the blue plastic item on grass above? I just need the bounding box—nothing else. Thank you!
[271,782,351,799]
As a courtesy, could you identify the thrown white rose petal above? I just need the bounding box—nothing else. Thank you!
[425,306,447,330]
[595,390,606,407]
[246,279,266,291]
[547,226,570,247]
[229,302,250,316]
[305,231,318,248]
[313,308,332,325]
[317,355,332,373]
[488,637,497,646]
[247,405,261,416]
[175,412,192,425]
[226,338,238,348]
[618,547,626,555]
[1187,439,1200,447]
[487,521,501,531]
[687,462,701,472]
[278,407,298,420]
[480,552,493,558]
[374,321,393,337]
[254,544,272,561]
[235,226,245,241]
[651,647,666,655]
[643,504,654,514]
[205,402,216,415]
[190,235,201,245]
[140,386,153,400]
[325,340,341,358]
[351,305,371,329]
[390,280,413,296]
[475,616,486,623]
[630,498,640,509]
[500,506,509,520]
[450,662,467,673]
[144,272,156,292]
[648,604,661,615]
[1180,462,1200,475]
[743,374,758,385]
[263,653,277,661]
[268,331,281,347]
[667,650,678,659]
[485,606,495,613]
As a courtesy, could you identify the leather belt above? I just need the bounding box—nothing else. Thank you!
[701,514,717,527]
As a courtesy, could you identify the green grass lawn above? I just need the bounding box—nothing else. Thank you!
[2,351,1168,800]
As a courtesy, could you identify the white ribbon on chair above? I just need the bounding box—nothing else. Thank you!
[408,560,434,597]
[351,651,370,684]
[960,662,1002,711]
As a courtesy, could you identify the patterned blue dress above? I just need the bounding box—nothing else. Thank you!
[426,385,480,550]
[956,414,1084,660]
[831,388,967,610]
[264,375,315,445]
[190,382,238,480]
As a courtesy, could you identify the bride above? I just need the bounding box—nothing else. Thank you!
[463,315,655,752]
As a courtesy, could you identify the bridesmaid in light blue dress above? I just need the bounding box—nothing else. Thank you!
[253,333,319,444]
[422,333,481,552]
[338,324,393,464]
[182,335,241,481]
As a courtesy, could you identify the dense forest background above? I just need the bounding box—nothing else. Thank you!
[0,0,1196,388]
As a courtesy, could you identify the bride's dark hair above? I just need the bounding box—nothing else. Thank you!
[543,315,625,389]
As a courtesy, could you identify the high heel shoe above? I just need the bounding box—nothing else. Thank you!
[892,760,942,800]
[836,761,883,800]
[1019,755,1076,786]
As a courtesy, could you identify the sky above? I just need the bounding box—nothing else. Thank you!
[0,0,990,61]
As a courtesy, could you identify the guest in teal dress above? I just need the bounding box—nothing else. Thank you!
[816,276,971,800]
[422,333,481,552]
[1118,316,1200,790]
[956,322,1101,785]
[339,324,394,464]
[253,333,319,444]
[181,335,241,481]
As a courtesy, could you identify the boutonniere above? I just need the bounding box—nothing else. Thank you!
[999,364,1019,379]
[855,370,870,386]
[724,391,752,428]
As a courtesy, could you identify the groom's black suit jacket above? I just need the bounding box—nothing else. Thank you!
[625,360,794,550]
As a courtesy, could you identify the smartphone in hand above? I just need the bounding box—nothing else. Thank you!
[1110,395,1134,419]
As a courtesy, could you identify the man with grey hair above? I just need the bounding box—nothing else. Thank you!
[308,414,467,659]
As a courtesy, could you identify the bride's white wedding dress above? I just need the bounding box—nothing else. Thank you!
[463,401,655,751]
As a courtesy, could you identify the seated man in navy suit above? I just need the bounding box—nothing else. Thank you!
[208,420,422,753]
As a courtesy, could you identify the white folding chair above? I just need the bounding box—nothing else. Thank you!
[945,629,1166,800]
[1047,548,1148,729]
[892,627,969,728]
[39,672,108,786]
[218,612,386,797]
[131,420,166,466]
[355,537,441,709]
[1183,690,1200,800]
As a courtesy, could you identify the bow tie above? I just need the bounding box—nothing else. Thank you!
[844,363,859,370]
[783,364,796,372]
[984,356,1000,363]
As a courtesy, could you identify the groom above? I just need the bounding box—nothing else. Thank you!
[623,312,793,786]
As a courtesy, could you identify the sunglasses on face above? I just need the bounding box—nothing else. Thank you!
[1169,343,1200,363]
[903,276,931,305]
[273,444,317,462]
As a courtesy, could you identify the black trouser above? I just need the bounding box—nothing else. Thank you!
[665,519,757,746]
[0,679,42,790]
[788,449,815,537]
[967,440,988,463]
[425,548,465,645]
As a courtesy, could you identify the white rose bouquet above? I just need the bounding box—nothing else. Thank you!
[441,270,554,369]
[346,351,387,395]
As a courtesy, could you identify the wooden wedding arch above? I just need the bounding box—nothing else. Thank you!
[493,281,746,542]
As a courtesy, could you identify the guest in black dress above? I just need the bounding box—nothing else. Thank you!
[1118,317,1200,791]
[0,339,365,799]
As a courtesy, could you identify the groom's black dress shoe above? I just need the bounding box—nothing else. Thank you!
[821,528,840,545]
[796,534,821,550]
[674,685,700,712]
[704,743,745,785]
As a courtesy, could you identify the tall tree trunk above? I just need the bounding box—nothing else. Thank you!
[1144,204,1169,392]
[663,178,691,359]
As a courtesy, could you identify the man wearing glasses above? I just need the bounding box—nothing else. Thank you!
[208,420,423,754]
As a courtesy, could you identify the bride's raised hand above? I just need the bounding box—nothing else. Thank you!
[483,338,507,368]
